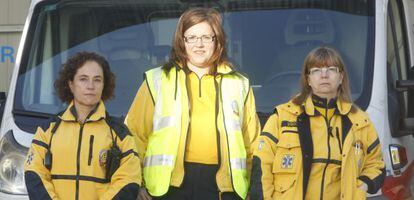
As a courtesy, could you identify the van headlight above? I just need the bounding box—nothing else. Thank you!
[0,130,28,194]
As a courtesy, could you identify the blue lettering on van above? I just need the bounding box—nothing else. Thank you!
[1,46,15,63]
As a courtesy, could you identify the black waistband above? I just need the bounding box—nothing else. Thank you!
[312,158,342,165]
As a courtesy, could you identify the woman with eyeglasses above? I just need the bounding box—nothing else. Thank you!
[250,46,385,200]
[126,7,260,200]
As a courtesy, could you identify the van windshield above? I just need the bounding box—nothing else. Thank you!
[14,0,374,131]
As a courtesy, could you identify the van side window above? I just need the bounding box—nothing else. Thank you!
[386,0,414,137]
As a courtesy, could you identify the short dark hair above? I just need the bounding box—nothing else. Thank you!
[54,52,115,103]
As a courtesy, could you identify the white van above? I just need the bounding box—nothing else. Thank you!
[0,0,413,199]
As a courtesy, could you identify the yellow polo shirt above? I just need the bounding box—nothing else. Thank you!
[185,72,218,164]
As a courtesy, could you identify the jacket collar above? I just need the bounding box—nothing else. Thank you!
[302,94,370,130]
[311,94,336,109]
[303,94,352,116]
[216,63,235,75]
[60,101,106,122]
[176,62,235,75]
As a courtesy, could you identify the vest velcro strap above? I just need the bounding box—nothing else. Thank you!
[230,158,246,170]
[153,116,175,131]
[144,154,174,167]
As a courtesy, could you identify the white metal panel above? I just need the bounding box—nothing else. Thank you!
[368,0,391,176]
[402,0,414,67]
[0,0,45,146]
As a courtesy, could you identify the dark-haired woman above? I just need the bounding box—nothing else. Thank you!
[25,52,141,200]
[250,47,385,200]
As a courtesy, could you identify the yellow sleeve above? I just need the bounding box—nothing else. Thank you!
[358,121,386,194]
[125,81,154,162]
[242,88,261,180]
[24,125,60,200]
[250,113,280,200]
[101,131,141,200]
[125,80,154,188]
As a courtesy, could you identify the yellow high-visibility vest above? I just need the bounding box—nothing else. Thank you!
[144,65,249,198]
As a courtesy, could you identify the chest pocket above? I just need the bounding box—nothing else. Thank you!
[272,139,301,194]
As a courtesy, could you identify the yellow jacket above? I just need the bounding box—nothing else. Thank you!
[250,95,385,200]
[25,102,141,200]
[126,64,260,196]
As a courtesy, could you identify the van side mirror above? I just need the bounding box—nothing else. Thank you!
[0,92,6,124]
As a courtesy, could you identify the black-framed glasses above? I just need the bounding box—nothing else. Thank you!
[184,35,215,43]
[308,66,340,76]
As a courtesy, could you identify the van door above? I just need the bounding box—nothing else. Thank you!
[386,0,414,137]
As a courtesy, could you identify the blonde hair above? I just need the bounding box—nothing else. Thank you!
[292,46,354,110]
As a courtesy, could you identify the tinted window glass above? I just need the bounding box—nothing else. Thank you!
[14,0,374,131]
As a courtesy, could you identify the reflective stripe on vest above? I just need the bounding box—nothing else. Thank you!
[144,66,249,198]
[230,158,247,170]
[153,116,175,132]
[144,155,174,167]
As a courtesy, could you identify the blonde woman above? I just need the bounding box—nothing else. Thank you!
[250,47,385,200]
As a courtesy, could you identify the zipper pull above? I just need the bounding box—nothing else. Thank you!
[328,127,334,137]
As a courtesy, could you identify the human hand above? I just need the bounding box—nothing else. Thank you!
[358,182,368,192]
[137,187,152,200]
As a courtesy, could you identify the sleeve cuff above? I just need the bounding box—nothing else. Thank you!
[358,176,375,194]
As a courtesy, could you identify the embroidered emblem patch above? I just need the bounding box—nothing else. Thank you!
[281,154,294,169]
[99,149,108,167]
[26,151,34,165]
[354,140,363,150]
[258,139,265,151]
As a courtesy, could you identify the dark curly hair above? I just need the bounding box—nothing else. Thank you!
[54,52,115,103]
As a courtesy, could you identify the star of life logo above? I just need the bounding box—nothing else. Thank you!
[281,154,294,169]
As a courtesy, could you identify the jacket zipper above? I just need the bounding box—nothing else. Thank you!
[319,106,332,200]
[199,76,202,97]
[75,124,84,200]
[88,135,94,166]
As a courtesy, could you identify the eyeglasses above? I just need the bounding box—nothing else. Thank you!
[308,66,340,76]
[184,35,215,43]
